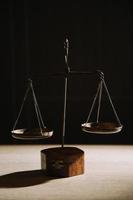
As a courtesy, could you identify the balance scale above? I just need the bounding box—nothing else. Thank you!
[11,39,123,177]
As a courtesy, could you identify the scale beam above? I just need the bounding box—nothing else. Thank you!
[33,70,103,77]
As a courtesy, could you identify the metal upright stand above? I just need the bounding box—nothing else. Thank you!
[62,76,68,148]
[41,39,84,177]
[61,38,70,148]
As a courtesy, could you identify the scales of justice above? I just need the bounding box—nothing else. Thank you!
[11,39,123,178]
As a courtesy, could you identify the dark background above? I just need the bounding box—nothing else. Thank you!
[1,0,133,144]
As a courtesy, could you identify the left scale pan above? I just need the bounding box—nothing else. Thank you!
[11,128,53,140]
[11,79,53,140]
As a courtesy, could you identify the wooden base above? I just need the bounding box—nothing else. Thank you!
[41,147,84,177]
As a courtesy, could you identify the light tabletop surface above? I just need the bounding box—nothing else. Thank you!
[0,144,133,200]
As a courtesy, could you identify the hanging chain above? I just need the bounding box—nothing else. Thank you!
[29,79,46,135]
[96,80,103,123]
[86,71,122,126]
[86,80,101,123]
[96,71,104,123]
[12,84,30,131]
[102,79,122,126]
[12,79,46,133]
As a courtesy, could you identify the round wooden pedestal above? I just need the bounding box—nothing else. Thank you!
[41,147,84,177]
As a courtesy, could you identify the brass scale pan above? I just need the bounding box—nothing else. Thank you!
[11,128,53,140]
[81,122,123,134]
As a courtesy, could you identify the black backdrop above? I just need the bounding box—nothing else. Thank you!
[1,1,133,144]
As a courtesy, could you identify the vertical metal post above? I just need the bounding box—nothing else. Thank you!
[62,76,68,148]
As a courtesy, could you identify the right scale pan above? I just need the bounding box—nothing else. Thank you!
[81,72,123,134]
[81,122,123,134]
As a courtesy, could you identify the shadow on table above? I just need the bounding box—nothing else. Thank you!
[0,169,58,188]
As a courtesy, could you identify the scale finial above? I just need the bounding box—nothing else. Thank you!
[64,38,69,57]
[64,38,70,73]
[65,38,69,56]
